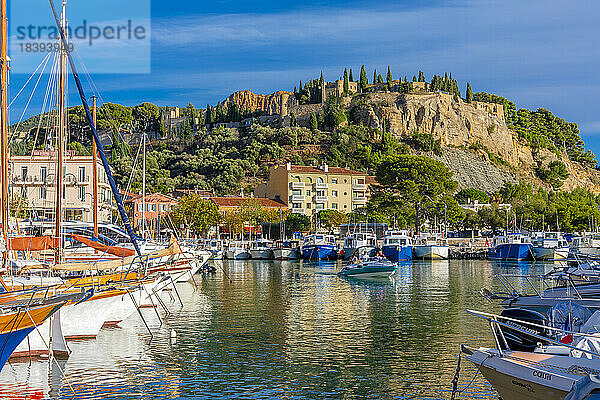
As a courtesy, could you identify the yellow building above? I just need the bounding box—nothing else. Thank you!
[255,163,369,216]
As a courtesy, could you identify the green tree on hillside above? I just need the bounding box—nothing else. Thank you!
[360,65,368,91]
[373,69,378,86]
[310,112,319,132]
[374,154,457,233]
[466,83,473,103]
[386,66,393,90]
[349,68,354,82]
[418,70,425,82]
[343,68,349,94]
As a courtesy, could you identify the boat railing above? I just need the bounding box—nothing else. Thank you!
[485,273,585,301]
[467,309,600,358]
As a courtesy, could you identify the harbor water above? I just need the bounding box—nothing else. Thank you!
[0,259,556,399]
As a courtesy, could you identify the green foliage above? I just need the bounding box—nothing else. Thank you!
[343,68,349,94]
[169,195,220,234]
[404,130,442,156]
[373,154,457,232]
[317,209,348,231]
[359,65,368,91]
[456,188,490,204]
[536,160,569,189]
[285,213,311,235]
[466,82,473,103]
[418,70,425,82]
[430,73,460,97]
[386,66,393,90]
[349,68,354,82]
[310,112,318,132]
[323,96,347,131]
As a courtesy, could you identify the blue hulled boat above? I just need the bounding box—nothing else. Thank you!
[381,230,413,261]
[301,233,338,260]
[488,233,533,261]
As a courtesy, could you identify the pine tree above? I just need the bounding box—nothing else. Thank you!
[349,68,354,82]
[359,65,368,91]
[310,112,318,132]
[386,66,393,90]
[343,68,349,94]
[466,82,473,103]
[418,70,425,82]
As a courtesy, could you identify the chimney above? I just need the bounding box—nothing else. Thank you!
[322,163,328,173]
[286,162,291,171]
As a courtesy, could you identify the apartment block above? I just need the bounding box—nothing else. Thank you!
[10,151,114,222]
[255,163,369,217]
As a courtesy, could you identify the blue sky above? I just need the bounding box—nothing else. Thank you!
[8,0,600,157]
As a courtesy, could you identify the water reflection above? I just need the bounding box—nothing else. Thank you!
[0,259,557,399]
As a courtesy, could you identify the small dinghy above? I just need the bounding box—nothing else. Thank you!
[338,258,398,279]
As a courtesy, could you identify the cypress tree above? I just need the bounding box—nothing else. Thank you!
[377,74,384,84]
[373,69,378,86]
[310,112,318,132]
[320,71,324,85]
[386,66,393,90]
[299,80,303,92]
[359,65,368,90]
[412,75,417,82]
[418,70,425,82]
[404,76,408,82]
[466,82,473,103]
[349,68,354,82]
[294,86,297,95]
[343,68,349,94]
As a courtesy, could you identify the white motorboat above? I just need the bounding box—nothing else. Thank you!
[413,234,448,260]
[249,239,275,260]
[224,241,251,260]
[273,240,301,260]
[341,232,377,260]
[570,233,600,259]
[532,231,569,260]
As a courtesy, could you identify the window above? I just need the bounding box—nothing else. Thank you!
[151,204,156,212]
[292,189,302,196]
[137,203,143,212]
[62,185,66,199]
[315,203,324,210]
[292,203,302,209]
[305,177,313,183]
[40,166,47,182]
[78,166,85,182]
[331,178,338,184]
[332,203,338,209]
[306,190,311,196]
[78,186,85,201]
[40,187,46,199]
[21,186,27,198]
[21,166,28,181]
[317,177,324,183]
[344,179,347,183]
[332,190,338,197]
[353,178,357,184]
[344,192,347,196]
[306,203,311,209]
[344,204,348,209]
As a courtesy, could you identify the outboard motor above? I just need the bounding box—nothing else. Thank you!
[499,308,550,352]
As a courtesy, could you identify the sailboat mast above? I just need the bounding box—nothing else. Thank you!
[0,0,8,242]
[142,129,145,239]
[92,96,98,243]
[54,0,67,261]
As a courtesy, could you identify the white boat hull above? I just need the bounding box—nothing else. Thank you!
[11,310,69,359]
[250,249,274,259]
[273,248,300,260]
[61,291,126,339]
[413,245,448,260]
[225,250,251,259]
[533,246,569,260]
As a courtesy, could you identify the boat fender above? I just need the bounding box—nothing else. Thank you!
[170,329,177,338]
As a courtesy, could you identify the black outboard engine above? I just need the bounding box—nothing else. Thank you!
[499,308,550,352]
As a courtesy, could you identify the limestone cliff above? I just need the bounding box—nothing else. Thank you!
[223,90,291,115]
[349,92,600,193]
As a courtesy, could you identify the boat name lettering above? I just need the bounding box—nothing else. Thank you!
[511,380,535,393]
[568,365,600,376]
[532,370,552,380]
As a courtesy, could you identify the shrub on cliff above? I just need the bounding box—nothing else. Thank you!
[535,160,569,189]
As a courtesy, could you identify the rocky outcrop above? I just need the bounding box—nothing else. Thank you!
[223,90,292,115]
[350,92,600,193]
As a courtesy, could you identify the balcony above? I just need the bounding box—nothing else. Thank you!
[353,196,368,204]
[289,195,305,203]
[314,182,328,190]
[289,182,305,190]
[314,195,328,203]
[291,208,306,215]
[352,183,367,191]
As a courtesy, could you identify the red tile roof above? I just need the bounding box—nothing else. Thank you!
[287,165,366,175]
[210,197,287,209]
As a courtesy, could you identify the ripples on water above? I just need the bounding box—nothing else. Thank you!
[0,260,556,399]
